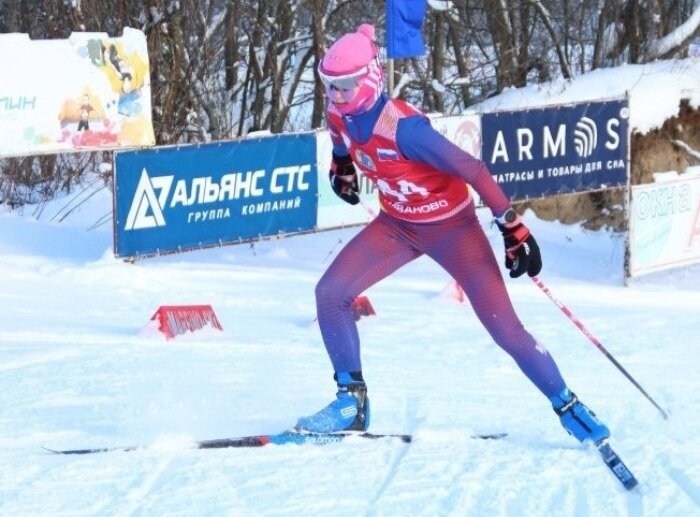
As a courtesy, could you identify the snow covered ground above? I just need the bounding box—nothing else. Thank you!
[2,56,700,516]
[1,181,699,516]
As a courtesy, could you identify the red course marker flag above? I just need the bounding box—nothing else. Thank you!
[150,305,223,340]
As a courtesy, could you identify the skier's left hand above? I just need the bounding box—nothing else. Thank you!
[496,208,542,278]
[329,153,359,205]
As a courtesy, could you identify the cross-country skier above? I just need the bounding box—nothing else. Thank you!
[296,23,610,445]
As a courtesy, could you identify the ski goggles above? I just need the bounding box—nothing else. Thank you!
[318,65,368,92]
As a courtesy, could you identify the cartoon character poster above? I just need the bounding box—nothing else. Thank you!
[0,27,155,157]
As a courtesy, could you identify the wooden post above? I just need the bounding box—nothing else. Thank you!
[387,58,395,97]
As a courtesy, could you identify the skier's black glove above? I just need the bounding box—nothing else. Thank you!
[495,208,542,278]
[329,153,359,205]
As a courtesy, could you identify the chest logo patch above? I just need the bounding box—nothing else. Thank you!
[354,150,376,171]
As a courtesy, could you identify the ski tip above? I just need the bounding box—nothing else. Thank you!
[43,446,107,455]
[42,445,139,455]
[42,446,89,455]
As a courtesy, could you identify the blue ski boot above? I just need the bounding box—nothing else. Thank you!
[295,371,370,433]
[550,388,610,444]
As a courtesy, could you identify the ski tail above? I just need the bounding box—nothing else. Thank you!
[597,441,639,490]
[42,445,140,455]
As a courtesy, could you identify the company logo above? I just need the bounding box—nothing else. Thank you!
[488,103,625,164]
[125,168,174,230]
[340,406,358,418]
[574,116,597,158]
[123,163,313,229]
[454,119,481,157]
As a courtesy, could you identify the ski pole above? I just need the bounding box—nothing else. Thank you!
[531,275,669,420]
[359,198,378,218]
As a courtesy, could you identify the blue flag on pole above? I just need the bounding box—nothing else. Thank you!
[386,0,427,59]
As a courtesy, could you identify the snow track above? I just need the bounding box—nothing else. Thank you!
[2,192,700,515]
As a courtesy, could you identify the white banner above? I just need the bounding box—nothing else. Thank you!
[0,27,155,157]
[629,172,700,276]
[431,113,482,205]
[429,114,482,158]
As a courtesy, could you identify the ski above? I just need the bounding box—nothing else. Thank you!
[44,430,507,455]
[44,431,409,455]
[596,440,639,490]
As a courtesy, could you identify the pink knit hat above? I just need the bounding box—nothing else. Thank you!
[319,24,384,115]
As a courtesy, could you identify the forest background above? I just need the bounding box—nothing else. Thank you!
[1,0,700,221]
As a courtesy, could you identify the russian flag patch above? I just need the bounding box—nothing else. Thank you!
[377,148,399,161]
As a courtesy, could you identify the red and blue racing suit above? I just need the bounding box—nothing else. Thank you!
[319,94,565,398]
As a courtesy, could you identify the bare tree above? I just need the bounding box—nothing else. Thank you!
[600,0,700,64]
[4,0,700,206]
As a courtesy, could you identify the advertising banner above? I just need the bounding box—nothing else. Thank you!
[481,100,629,200]
[0,28,154,157]
[629,173,700,276]
[114,133,317,258]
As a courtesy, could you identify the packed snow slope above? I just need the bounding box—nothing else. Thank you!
[2,57,700,516]
[1,184,699,516]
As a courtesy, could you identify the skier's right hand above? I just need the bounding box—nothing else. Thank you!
[329,153,359,205]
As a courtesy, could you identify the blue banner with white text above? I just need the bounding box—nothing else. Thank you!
[481,100,629,200]
[113,134,317,258]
